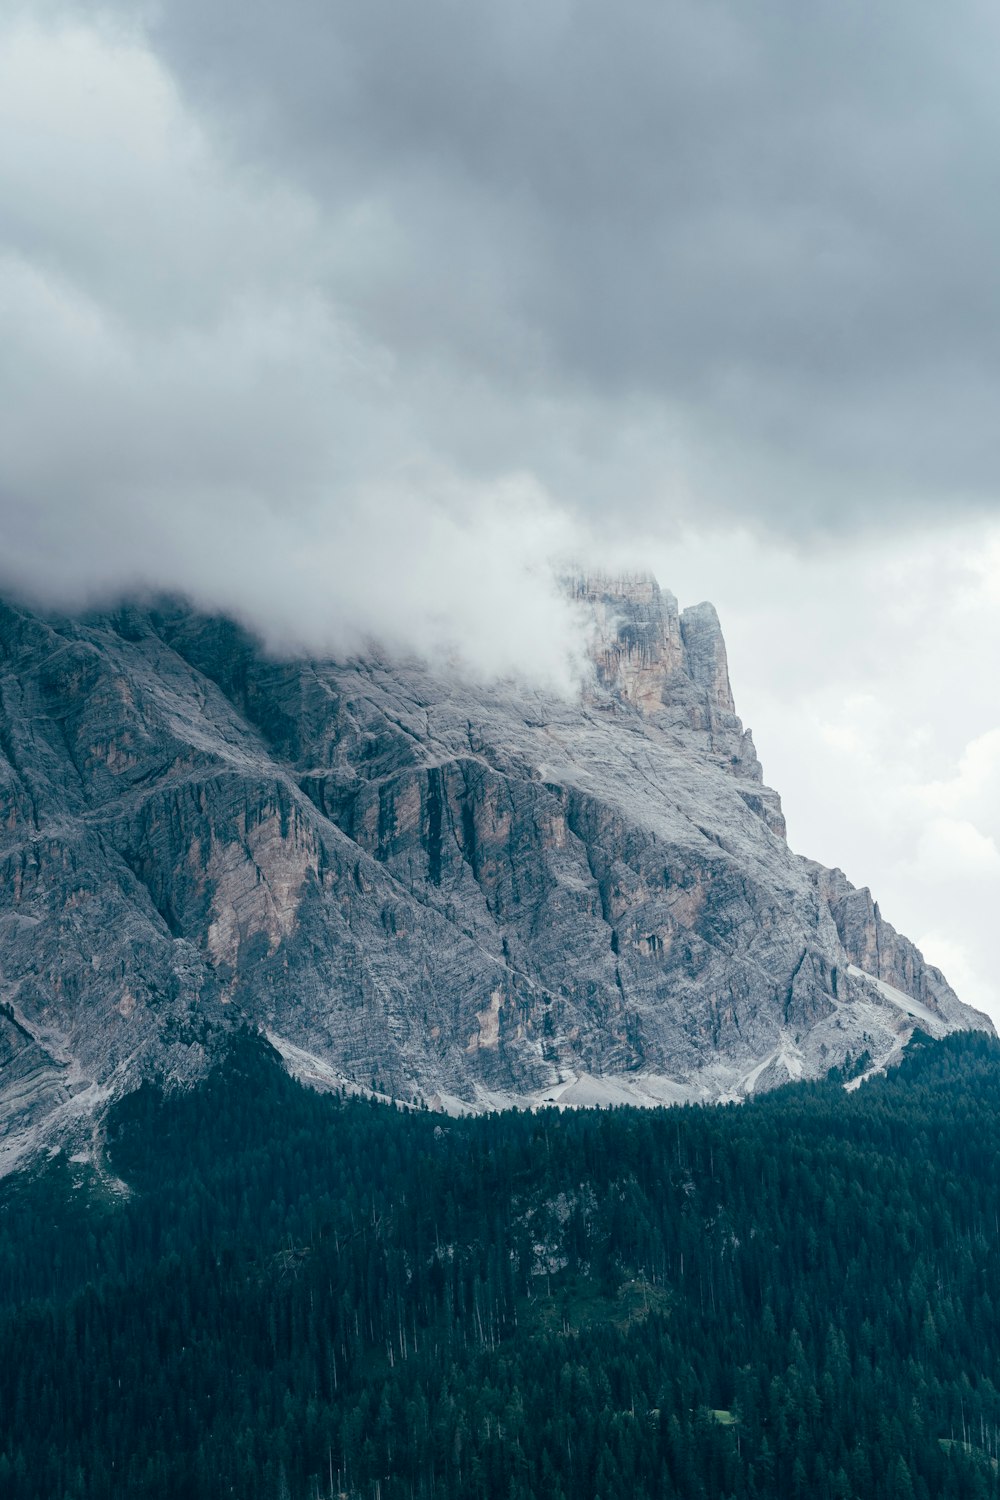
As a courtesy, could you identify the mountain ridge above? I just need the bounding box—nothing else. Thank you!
[0,576,989,1168]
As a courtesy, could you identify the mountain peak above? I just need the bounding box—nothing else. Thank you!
[0,591,991,1171]
[570,570,735,715]
[679,600,736,714]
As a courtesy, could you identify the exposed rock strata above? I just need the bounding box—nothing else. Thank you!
[0,579,990,1166]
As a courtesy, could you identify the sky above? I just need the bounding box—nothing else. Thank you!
[3,1,1000,1017]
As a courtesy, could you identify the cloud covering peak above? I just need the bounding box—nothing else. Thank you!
[8,2,1000,1021]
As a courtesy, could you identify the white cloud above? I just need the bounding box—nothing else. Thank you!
[0,12,591,688]
[917,729,1000,823]
[913,932,994,1018]
[912,818,1000,880]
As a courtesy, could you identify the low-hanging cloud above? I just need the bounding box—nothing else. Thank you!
[6,0,1000,672]
[0,11,594,685]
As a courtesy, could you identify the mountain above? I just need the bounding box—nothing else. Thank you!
[0,575,988,1168]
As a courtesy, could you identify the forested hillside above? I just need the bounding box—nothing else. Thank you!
[4,1032,1000,1499]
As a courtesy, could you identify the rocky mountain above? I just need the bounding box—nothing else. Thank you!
[0,575,989,1170]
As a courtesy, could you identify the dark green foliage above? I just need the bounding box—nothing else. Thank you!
[3,1029,1000,1498]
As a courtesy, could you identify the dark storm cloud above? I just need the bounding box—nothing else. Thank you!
[4,0,1000,671]
[125,0,1000,526]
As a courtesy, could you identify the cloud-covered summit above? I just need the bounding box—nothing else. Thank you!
[5,1,1000,1018]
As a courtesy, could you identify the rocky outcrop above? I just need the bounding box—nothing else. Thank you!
[0,578,990,1167]
[808,862,959,1015]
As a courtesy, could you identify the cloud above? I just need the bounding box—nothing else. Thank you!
[5,0,1000,644]
[76,0,1000,531]
[912,818,1000,881]
[911,932,993,1018]
[6,0,1000,629]
[916,729,1000,828]
[0,11,592,686]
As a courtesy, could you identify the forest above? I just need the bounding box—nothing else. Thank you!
[3,1029,1000,1499]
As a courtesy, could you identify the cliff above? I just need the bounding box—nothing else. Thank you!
[0,577,989,1167]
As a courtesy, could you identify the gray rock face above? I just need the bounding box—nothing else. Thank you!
[0,577,990,1166]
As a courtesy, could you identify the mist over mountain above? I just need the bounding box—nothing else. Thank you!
[8,3,1000,1037]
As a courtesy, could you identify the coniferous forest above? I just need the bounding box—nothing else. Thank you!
[4,1032,1000,1499]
